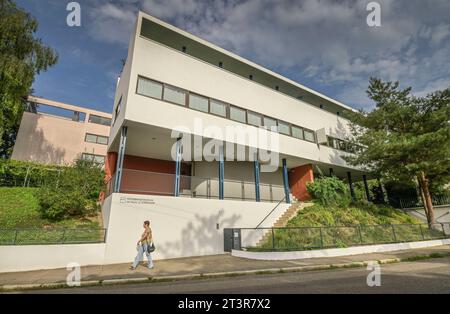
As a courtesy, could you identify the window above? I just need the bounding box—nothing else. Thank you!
[263,116,277,131]
[277,121,291,135]
[304,129,315,142]
[164,85,186,106]
[88,114,111,126]
[247,111,262,127]
[328,137,337,148]
[229,106,246,123]
[210,99,227,117]
[81,153,105,164]
[85,133,109,145]
[137,77,163,99]
[114,96,122,123]
[291,126,303,139]
[189,94,209,113]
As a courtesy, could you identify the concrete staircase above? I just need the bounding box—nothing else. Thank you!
[256,202,310,246]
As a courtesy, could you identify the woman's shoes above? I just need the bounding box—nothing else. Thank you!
[129,265,136,270]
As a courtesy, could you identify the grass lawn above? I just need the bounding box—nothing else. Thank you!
[252,202,446,251]
[0,187,103,245]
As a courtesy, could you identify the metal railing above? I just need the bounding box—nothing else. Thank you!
[117,169,285,202]
[0,228,107,246]
[255,196,287,228]
[390,195,450,209]
[230,223,450,252]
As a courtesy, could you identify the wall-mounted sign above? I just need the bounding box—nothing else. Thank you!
[119,197,155,205]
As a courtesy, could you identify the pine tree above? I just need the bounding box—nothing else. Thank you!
[345,78,450,225]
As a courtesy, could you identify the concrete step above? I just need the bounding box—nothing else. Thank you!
[256,203,306,246]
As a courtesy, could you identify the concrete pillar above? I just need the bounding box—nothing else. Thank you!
[253,153,260,202]
[173,138,182,196]
[289,164,314,201]
[219,146,224,200]
[114,126,127,193]
[363,174,370,202]
[282,159,290,203]
[347,171,355,200]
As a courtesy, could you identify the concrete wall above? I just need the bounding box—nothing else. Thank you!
[101,193,290,264]
[0,194,289,272]
[12,110,110,165]
[233,238,450,261]
[0,244,106,273]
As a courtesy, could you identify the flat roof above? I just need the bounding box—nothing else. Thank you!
[27,96,112,118]
[138,11,357,117]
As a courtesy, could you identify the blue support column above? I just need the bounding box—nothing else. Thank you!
[114,126,127,193]
[219,146,224,200]
[363,174,371,202]
[347,171,355,200]
[282,159,290,203]
[173,138,182,197]
[253,153,260,202]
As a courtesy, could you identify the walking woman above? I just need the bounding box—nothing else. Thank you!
[130,220,154,270]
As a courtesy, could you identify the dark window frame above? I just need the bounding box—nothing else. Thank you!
[81,153,106,164]
[88,114,111,126]
[135,74,321,145]
[85,133,109,145]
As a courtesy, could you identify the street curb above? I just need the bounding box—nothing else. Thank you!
[1,252,449,292]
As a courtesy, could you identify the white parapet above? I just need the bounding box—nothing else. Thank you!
[101,193,290,264]
[232,238,450,261]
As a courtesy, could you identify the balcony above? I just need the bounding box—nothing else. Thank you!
[107,169,286,203]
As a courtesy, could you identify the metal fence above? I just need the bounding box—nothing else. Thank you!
[0,228,107,245]
[389,195,450,209]
[228,223,450,252]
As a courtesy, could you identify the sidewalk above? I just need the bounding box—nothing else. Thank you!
[1,245,450,290]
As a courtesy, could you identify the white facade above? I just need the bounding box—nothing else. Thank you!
[109,12,362,176]
[98,12,371,261]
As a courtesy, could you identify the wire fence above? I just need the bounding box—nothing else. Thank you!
[230,223,450,252]
[386,195,450,209]
[0,228,107,246]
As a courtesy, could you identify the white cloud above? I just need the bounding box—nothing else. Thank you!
[85,0,450,109]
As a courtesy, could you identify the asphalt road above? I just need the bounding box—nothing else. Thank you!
[21,257,450,294]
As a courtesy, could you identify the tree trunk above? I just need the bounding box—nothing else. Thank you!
[418,172,435,226]
[416,177,428,218]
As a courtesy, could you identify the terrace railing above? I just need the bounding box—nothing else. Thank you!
[114,169,285,203]
[227,223,450,252]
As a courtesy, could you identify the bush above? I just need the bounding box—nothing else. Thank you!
[306,176,351,206]
[0,159,62,187]
[37,159,104,220]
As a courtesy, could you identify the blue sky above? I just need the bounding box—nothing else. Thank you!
[16,0,450,114]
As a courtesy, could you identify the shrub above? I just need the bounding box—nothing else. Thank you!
[0,159,62,187]
[37,159,104,220]
[306,176,351,206]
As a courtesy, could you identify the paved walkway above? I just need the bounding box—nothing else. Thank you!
[1,245,450,287]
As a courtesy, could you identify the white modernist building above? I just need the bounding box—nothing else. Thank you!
[101,11,372,262]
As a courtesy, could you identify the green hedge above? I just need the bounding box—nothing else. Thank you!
[0,159,62,187]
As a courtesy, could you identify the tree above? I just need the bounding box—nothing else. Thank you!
[345,78,450,225]
[0,0,58,158]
